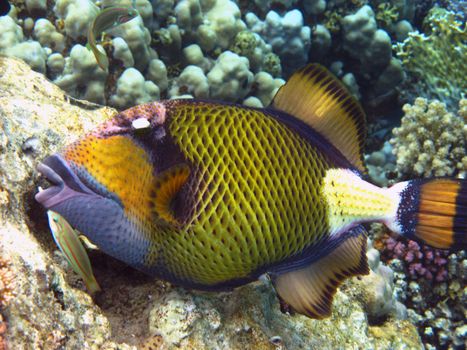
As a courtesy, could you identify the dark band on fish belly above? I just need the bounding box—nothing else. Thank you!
[146,262,259,291]
[269,225,367,276]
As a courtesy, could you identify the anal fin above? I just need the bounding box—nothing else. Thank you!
[272,226,369,319]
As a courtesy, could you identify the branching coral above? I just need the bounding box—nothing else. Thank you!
[390,97,467,178]
[395,8,466,108]
[375,3,399,28]
[379,235,449,282]
[373,226,467,348]
[230,30,257,58]
[0,254,15,308]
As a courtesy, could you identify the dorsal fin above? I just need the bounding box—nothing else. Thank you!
[271,64,367,173]
[272,226,369,319]
[150,164,190,225]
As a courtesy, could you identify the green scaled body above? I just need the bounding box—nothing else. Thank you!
[147,101,336,287]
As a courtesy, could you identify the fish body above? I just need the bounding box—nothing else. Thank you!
[87,7,139,70]
[36,64,466,318]
[46,210,101,294]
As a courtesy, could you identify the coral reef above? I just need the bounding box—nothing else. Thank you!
[168,65,210,99]
[230,30,281,76]
[207,51,253,101]
[0,15,47,73]
[340,5,405,102]
[353,238,407,322]
[110,67,161,109]
[342,5,393,74]
[365,141,396,187]
[33,18,66,52]
[304,2,406,107]
[390,97,467,178]
[1,0,413,113]
[375,2,400,28]
[245,9,311,76]
[0,253,15,308]
[379,235,450,282]
[445,0,467,21]
[53,44,108,104]
[107,14,153,71]
[53,0,99,41]
[373,224,467,350]
[395,7,466,108]
[380,96,466,349]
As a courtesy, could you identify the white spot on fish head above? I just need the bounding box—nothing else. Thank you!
[132,117,150,130]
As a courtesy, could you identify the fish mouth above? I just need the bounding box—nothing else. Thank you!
[35,154,97,209]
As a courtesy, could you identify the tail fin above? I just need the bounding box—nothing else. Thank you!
[387,178,466,250]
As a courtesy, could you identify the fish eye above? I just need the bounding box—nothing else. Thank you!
[132,117,150,130]
[269,336,282,345]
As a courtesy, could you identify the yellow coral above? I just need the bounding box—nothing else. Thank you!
[375,3,399,27]
[390,98,467,178]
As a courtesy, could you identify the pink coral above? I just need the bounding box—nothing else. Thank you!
[380,235,450,282]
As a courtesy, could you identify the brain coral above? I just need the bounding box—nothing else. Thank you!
[390,97,467,178]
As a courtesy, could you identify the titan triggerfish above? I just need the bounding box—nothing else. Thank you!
[35,64,466,319]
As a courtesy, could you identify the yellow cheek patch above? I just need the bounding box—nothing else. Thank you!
[150,165,190,225]
[64,135,156,224]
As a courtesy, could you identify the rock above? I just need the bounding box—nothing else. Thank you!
[148,282,422,349]
[0,56,123,349]
[0,57,423,349]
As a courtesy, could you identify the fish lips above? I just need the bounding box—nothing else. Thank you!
[35,154,98,209]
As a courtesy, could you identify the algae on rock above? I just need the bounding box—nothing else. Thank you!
[395,8,466,108]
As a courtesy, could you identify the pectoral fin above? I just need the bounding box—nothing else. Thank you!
[272,227,369,319]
